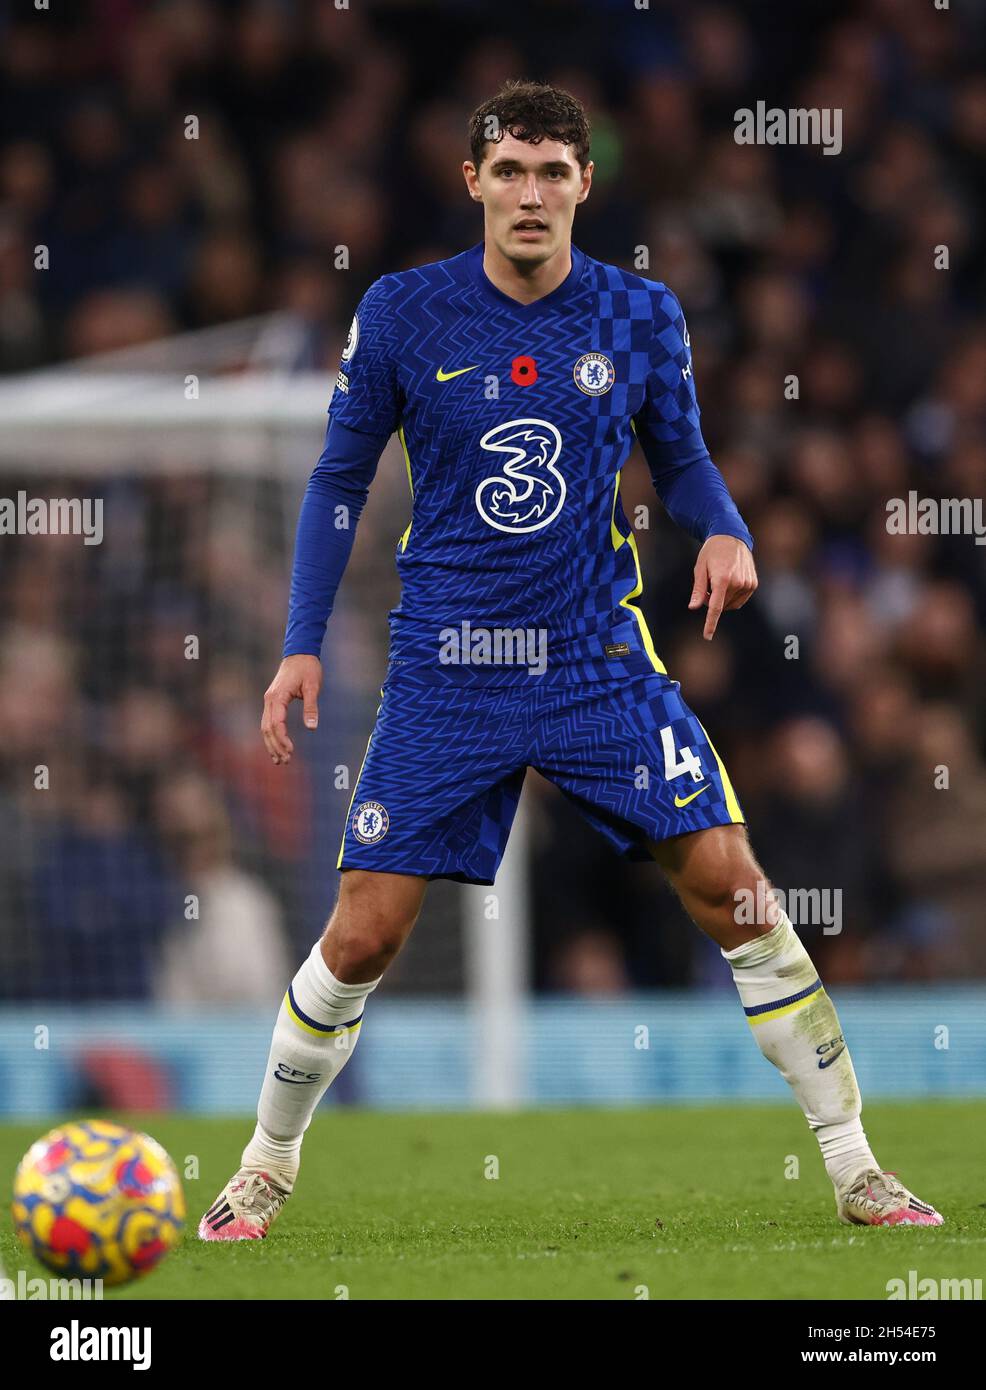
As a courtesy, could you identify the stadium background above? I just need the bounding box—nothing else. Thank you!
[1,0,985,1114]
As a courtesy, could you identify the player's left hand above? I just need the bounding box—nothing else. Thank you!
[688,535,758,640]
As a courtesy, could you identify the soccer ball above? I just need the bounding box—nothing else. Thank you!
[11,1119,185,1286]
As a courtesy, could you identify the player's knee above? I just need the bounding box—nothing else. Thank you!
[690,828,771,925]
[693,871,741,918]
[334,931,401,979]
[323,914,403,978]
[325,871,420,977]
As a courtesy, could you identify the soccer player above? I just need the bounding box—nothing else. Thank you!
[200,82,941,1239]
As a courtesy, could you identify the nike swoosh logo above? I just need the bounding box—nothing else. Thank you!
[674,785,710,808]
[818,1047,846,1069]
[436,364,479,381]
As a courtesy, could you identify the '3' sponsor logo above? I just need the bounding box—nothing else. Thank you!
[475,418,566,534]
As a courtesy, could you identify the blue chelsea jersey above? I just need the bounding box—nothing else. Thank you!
[328,242,707,684]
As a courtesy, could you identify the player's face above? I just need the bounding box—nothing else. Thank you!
[463,133,592,266]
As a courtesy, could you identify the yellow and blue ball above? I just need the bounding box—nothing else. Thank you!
[11,1119,185,1286]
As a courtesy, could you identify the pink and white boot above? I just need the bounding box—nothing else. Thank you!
[836,1169,943,1227]
[198,1169,291,1241]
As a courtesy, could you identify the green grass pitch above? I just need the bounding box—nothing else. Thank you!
[2,1103,984,1300]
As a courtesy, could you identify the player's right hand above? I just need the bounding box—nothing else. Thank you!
[261,654,323,765]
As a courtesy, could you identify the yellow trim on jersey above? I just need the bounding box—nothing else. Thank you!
[696,718,744,824]
[610,470,667,675]
[747,985,824,1027]
[626,420,743,818]
[283,990,364,1038]
[336,688,384,870]
[398,425,413,553]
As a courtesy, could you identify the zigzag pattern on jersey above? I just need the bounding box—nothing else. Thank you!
[339,672,531,884]
[530,674,739,855]
[339,668,742,884]
[329,245,703,683]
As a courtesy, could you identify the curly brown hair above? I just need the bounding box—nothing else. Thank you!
[468,80,591,170]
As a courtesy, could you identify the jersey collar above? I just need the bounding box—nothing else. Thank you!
[468,242,586,313]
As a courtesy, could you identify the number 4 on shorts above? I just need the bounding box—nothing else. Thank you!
[660,724,704,783]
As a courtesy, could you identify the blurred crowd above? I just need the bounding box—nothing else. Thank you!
[1,0,985,998]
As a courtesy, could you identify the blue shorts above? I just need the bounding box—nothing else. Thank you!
[337,668,745,885]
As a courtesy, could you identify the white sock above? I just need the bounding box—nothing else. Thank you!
[241,942,380,1190]
[722,914,879,1189]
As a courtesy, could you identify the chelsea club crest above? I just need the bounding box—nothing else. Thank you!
[352,800,389,844]
[573,352,615,396]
